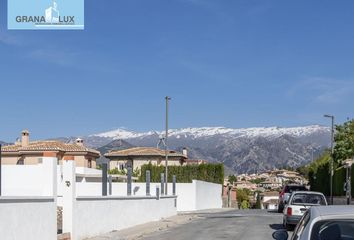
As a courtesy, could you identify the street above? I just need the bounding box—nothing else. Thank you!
[141,209,286,240]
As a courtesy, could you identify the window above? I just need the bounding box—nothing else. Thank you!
[291,193,326,206]
[119,163,125,170]
[286,185,307,193]
[310,220,354,240]
[88,159,92,168]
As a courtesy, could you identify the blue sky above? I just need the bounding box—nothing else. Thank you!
[0,0,354,141]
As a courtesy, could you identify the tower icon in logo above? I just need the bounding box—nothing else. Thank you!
[45,0,59,23]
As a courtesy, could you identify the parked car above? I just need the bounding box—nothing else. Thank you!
[278,184,308,213]
[273,205,354,240]
[283,191,327,230]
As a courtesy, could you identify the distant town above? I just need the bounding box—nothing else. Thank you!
[223,169,307,210]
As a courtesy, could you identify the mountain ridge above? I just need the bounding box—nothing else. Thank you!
[84,125,330,174]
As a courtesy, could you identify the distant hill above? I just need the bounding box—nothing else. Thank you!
[95,139,136,166]
[97,139,135,155]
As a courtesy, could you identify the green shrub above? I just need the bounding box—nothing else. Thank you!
[240,200,250,209]
[228,175,237,184]
[138,163,224,184]
[309,156,348,197]
[236,188,249,204]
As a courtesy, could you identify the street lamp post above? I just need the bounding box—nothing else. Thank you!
[324,114,335,205]
[165,96,171,195]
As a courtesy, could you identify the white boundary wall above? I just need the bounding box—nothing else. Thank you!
[2,158,57,197]
[68,180,222,212]
[195,180,222,210]
[4,163,222,212]
[62,160,178,240]
[0,157,58,240]
[0,197,57,240]
[73,196,176,240]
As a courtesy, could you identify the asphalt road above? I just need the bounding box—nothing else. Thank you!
[141,209,285,240]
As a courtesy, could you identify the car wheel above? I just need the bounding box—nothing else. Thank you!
[278,205,283,213]
[285,223,292,231]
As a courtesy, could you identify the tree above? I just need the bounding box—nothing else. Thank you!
[306,119,354,196]
[228,175,237,185]
[334,120,354,164]
[240,200,250,209]
[236,189,249,204]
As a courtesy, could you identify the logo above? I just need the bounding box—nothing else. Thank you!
[45,1,60,23]
[8,0,84,30]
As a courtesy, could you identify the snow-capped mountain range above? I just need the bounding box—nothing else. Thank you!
[92,125,329,140]
[84,125,330,174]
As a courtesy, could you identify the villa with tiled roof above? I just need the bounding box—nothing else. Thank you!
[105,147,187,171]
[1,130,100,168]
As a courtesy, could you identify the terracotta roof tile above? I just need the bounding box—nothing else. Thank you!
[105,147,186,158]
[2,141,100,155]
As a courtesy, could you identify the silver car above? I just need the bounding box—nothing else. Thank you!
[278,185,308,213]
[273,206,354,240]
[283,191,327,230]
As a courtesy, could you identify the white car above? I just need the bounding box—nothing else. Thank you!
[283,191,327,230]
[273,205,354,240]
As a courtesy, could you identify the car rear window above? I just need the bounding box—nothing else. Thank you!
[291,193,326,205]
[285,185,307,193]
[311,220,354,240]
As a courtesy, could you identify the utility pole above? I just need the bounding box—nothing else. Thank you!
[324,114,335,205]
[165,96,171,195]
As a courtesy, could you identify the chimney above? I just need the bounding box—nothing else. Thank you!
[182,147,188,158]
[75,138,84,146]
[21,130,30,147]
[15,137,21,145]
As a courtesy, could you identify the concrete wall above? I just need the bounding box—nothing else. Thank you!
[1,157,57,196]
[3,161,222,212]
[0,197,57,240]
[0,157,58,240]
[65,180,222,212]
[73,196,176,240]
[195,180,223,211]
[2,165,44,196]
[61,159,178,240]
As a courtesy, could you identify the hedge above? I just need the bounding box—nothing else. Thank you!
[309,162,352,197]
[138,163,224,184]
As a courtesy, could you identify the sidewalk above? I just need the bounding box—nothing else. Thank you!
[86,209,231,240]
